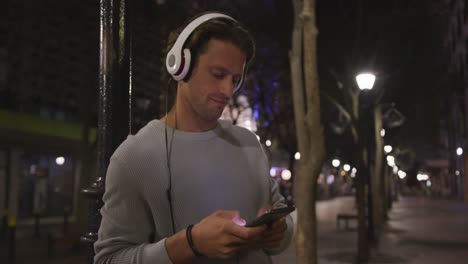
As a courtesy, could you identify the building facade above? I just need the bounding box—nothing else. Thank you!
[443,0,468,202]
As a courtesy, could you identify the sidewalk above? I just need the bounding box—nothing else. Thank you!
[0,223,87,264]
[273,195,468,263]
[1,195,468,263]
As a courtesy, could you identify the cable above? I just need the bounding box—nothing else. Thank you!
[164,78,176,235]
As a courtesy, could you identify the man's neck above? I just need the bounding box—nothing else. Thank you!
[161,106,217,132]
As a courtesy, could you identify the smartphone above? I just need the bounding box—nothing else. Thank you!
[245,206,295,227]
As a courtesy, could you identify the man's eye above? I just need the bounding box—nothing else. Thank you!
[212,71,225,79]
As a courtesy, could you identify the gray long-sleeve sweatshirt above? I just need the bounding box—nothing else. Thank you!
[94,119,293,264]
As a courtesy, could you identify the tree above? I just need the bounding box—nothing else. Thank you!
[290,0,326,263]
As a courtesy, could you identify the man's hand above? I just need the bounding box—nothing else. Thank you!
[248,205,288,250]
[191,210,266,259]
[166,208,287,263]
[256,217,287,249]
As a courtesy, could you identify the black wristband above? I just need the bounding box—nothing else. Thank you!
[186,224,204,257]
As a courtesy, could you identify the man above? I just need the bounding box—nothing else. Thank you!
[94,12,293,264]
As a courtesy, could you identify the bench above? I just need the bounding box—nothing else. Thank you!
[336,213,358,230]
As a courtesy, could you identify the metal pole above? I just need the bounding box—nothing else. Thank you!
[8,216,16,261]
[361,94,375,244]
[34,212,40,238]
[63,207,69,235]
[0,209,6,240]
[355,103,368,262]
[1,149,10,240]
[81,0,131,263]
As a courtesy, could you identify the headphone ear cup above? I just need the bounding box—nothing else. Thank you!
[182,51,195,82]
[233,62,247,93]
[173,49,191,81]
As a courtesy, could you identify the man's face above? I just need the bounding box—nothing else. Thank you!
[180,39,247,123]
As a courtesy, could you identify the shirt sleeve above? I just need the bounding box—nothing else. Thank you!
[94,157,172,264]
[264,176,294,255]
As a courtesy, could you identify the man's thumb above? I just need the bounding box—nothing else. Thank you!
[217,210,246,226]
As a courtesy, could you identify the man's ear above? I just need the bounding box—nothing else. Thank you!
[182,58,196,82]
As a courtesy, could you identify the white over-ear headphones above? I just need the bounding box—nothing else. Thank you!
[165,12,247,93]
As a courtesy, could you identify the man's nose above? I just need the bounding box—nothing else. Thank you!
[220,77,235,98]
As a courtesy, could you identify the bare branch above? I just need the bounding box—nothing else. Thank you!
[328,68,344,90]
[322,92,352,123]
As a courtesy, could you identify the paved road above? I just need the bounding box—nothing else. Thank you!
[273,195,468,264]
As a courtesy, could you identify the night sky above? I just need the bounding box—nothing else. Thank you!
[0,0,454,165]
[316,0,448,163]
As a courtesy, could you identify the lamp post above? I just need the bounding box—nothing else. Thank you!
[356,72,376,244]
[81,0,133,263]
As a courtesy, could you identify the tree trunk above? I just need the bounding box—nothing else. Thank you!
[291,0,326,263]
[290,0,307,152]
[355,127,369,262]
[382,161,390,218]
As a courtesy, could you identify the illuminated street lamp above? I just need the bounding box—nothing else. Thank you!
[56,157,65,165]
[270,168,276,177]
[356,72,376,90]
[281,169,292,181]
[332,159,341,168]
[343,164,351,172]
[356,71,377,241]
[295,152,301,160]
[380,129,386,137]
[384,145,393,154]
[457,147,463,156]
[417,173,429,181]
[386,155,396,167]
[398,170,407,179]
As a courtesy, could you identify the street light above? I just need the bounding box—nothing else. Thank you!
[56,157,65,165]
[281,169,292,181]
[332,159,341,168]
[384,145,393,154]
[380,129,386,137]
[270,168,276,177]
[386,155,396,167]
[343,164,351,172]
[457,147,463,156]
[398,170,407,179]
[356,72,377,243]
[356,73,376,90]
[295,152,301,160]
[417,173,429,181]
